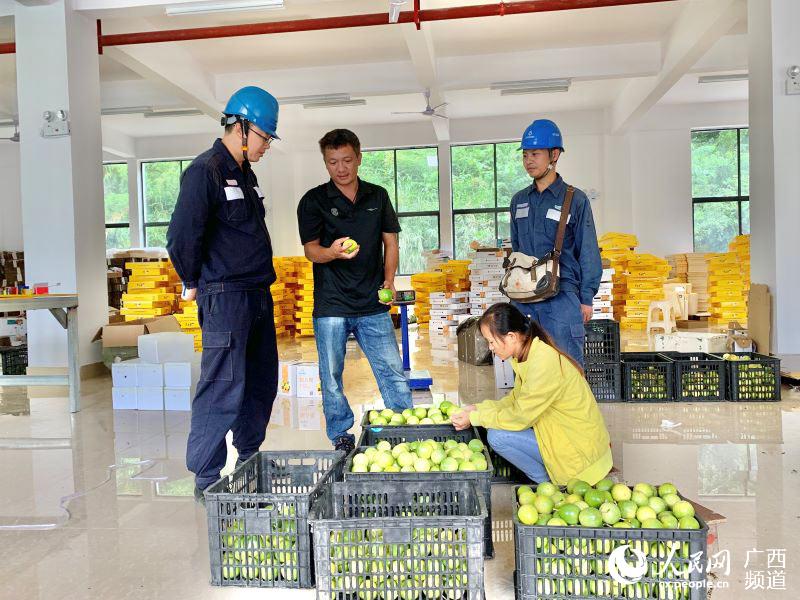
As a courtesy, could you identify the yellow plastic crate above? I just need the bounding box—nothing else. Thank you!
[129,280,171,291]
[120,306,172,317]
[123,292,176,303]
[122,299,173,309]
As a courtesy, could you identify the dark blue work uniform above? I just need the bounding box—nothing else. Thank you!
[166,139,278,490]
[509,175,602,366]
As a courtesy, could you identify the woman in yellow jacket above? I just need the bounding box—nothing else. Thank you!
[451,303,612,486]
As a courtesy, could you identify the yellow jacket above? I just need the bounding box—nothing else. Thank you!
[469,337,612,486]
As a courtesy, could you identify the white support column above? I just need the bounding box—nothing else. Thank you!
[15,0,107,368]
[748,0,800,353]
[436,141,453,256]
[127,158,143,247]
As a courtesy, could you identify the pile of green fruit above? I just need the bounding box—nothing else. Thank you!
[679,369,720,398]
[326,527,472,599]
[628,366,669,400]
[722,354,777,399]
[515,479,700,531]
[367,402,460,427]
[218,507,300,582]
[350,439,488,473]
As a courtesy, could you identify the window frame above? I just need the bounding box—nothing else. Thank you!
[360,145,441,276]
[103,161,131,249]
[140,158,194,247]
[450,141,523,259]
[691,127,750,252]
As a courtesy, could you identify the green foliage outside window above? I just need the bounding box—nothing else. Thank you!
[103,163,130,250]
[142,159,193,247]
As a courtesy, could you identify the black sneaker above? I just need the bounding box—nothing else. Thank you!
[334,436,355,454]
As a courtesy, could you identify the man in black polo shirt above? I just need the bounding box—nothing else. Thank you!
[297,129,413,453]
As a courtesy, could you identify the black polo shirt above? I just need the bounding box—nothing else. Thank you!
[297,178,401,318]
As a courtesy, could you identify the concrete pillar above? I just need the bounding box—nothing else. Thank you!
[126,157,142,247]
[15,0,106,367]
[436,141,453,255]
[748,0,800,353]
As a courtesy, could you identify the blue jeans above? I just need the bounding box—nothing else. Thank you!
[514,290,585,367]
[314,312,413,444]
[487,428,549,483]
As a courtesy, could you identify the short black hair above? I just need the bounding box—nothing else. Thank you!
[318,129,361,155]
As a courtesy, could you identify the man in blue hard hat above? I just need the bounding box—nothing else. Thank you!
[166,86,280,501]
[509,119,602,367]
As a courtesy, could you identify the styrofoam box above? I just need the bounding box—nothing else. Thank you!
[295,362,321,398]
[137,387,164,411]
[493,355,515,389]
[136,362,164,387]
[112,387,138,410]
[653,332,727,353]
[164,387,192,411]
[164,362,192,388]
[112,361,138,387]
[138,332,194,364]
[278,360,298,396]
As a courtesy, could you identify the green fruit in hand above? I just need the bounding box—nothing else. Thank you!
[537,482,558,497]
[679,516,700,530]
[378,288,394,303]
[578,508,603,527]
[599,502,622,525]
[595,478,614,492]
[342,238,359,253]
[557,504,581,526]
[518,505,539,525]
[611,484,632,502]
[584,489,606,509]
[658,483,678,497]
[618,500,637,520]
[672,501,695,519]
[533,495,554,515]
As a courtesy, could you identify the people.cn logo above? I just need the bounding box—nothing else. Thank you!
[608,544,649,585]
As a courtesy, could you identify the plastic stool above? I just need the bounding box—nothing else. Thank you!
[646,301,677,348]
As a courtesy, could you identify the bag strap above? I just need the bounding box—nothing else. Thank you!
[553,186,574,257]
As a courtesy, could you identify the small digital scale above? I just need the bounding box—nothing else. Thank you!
[393,289,433,390]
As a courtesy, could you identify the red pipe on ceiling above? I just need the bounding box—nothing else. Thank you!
[99,0,676,49]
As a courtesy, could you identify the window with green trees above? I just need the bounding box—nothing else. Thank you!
[103,163,130,250]
[451,142,530,258]
[141,159,194,247]
[691,128,749,252]
[358,147,440,275]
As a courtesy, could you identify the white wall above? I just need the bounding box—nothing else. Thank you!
[0,144,23,250]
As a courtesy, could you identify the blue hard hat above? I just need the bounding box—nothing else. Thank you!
[519,119,564,151]
[223,86,280,139]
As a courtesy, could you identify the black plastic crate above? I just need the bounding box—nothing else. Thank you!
[715,352,781,402]
[204,450,345,588]
[585,362,623,402]
[345,427,495,558]
[584,320,621,364]
[0,345,27,375]
[622,352,675,402]
[475,426,529,484]
[665,352,727,402]
[358,422,463,447]
[310,479,486,600]
[513,486,709,600]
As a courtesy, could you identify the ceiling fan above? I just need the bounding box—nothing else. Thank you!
[392,89,448,119]
[0,122,19,143]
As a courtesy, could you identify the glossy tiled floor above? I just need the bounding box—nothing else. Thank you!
[1,328,799,599]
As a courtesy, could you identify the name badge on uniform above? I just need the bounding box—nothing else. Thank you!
[226,179,238,186]
[254,186,265,199]
[224,186,244,201]
[515,203,530,219]
[546,208,571,223]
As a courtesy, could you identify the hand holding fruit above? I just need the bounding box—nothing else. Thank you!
[378,282,395,305]
[330,236,360,260]
[451,405,475,431]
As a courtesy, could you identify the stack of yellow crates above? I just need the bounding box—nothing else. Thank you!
[120,260,179,321]
[666,253,688,282]
[410,272,446,326]
[598,232,638,322]
[438,260,471,292]
[621,254,670,330]
[708,251,748,327]
[295,259,315,337]
[729,234,751,293]
[175,300,201,351]
[272,257,298,337]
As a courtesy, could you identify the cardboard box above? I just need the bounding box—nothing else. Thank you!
[748,284,771,355]
[95,316,182,367]
[295,362,321,398]
[112,387,137,410]
[278,360,298,395]
[137,387,164,411]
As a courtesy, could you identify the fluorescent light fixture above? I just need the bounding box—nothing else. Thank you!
[166,0,284,17]
[490,78,572,95]
[143,109,204,118]
[0,119,16,127]
[303,99,367,109]
[278,93,351,105]
[698,73,748,84]
[389,0,407,24]
[101,106,152,116]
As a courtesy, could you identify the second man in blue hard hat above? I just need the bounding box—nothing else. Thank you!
[509,119,602,367]
[167,86,280,502]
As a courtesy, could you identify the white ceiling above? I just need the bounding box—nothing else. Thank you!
[0,0,751,140]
